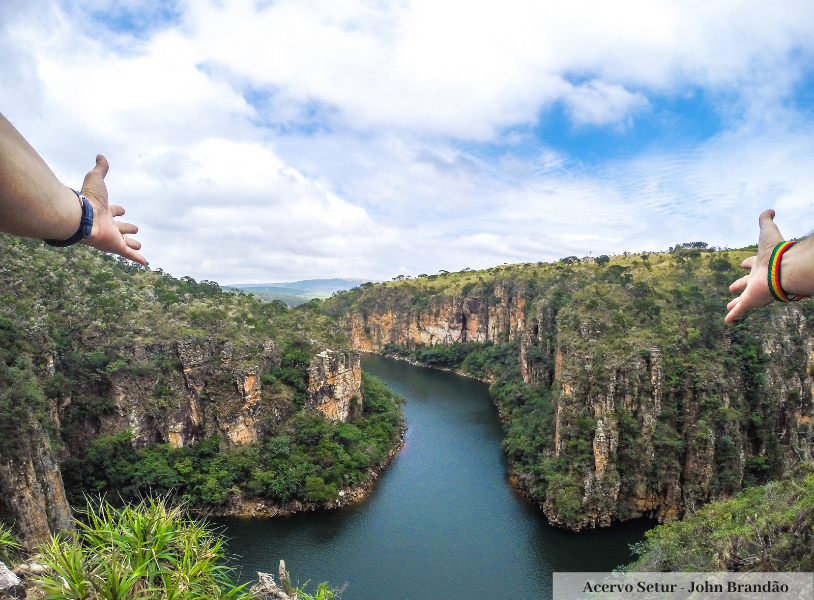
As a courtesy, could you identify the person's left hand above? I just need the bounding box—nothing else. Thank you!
[80,154,146,265]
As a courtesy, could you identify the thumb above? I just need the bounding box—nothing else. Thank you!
[758,208,784,248]
[81,154,110,206]
[91,154,109,179]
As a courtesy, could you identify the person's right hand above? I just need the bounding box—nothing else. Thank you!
[80,154,146,265]
[725,209,783,323]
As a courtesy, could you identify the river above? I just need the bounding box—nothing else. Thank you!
[221,354,652,600]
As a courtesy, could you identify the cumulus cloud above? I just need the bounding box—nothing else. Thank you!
[1,0,813,282]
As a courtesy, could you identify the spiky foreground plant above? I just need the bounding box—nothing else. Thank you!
[0,522,21,564]
[35,498,250,600]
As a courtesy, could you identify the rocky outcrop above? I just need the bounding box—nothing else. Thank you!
[97,338,284,450]
[0,421,73,551]
[307,349,362,422]
[0,561,24,600]
[348,282,526,351]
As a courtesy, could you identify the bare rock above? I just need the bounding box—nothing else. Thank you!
[12,562,49,578]
[251,570,291,600]
[0,561,24,600]
[306,349,362,422]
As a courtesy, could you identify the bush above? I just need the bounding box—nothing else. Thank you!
[629,464,814,571]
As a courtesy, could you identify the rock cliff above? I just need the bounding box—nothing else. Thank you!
[306,349,362,422]
[0,419,73,551]
[348,282,526,351]
[94,337,283,450]
[325,252,814,531]
[0,236,396,549]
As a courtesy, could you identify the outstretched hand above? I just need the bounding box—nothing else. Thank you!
[725,209,783,323]
[80,155,145,265]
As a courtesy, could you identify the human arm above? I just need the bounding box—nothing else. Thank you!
[0,113,145,264]
[725,209,814,323]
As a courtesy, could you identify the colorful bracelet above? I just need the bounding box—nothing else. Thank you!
[768,241,804,302]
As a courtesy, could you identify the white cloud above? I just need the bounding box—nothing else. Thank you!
[1,0,814,283]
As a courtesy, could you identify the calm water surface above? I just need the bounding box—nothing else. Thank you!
[221,355,652,600]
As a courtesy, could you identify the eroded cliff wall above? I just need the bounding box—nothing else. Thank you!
[307,349,362,422]
[0,420,73,551]
[327,255,814,531]
[348,282,525,351]
[92,337,283,450]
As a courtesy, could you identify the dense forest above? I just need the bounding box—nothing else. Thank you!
[323,245,814,569]
[0,235,403,550]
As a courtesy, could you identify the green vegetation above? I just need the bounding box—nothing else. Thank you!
[31,497,338,600]
[381,340,519,381]
[36,498,248,600]
[61,374,403,508]
[325,245,814,554]
[629,463,814,571]
[0,235,404,525]
[0,235,345,453]
[0,522,20,564]
[224,287,328,308]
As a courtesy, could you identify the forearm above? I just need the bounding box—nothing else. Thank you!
[0,113,81,241]
[777,235,814,298]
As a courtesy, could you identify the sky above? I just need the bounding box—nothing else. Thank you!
[2,0,814,284]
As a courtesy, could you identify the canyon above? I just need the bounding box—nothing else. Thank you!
[325,252,814,531]
[0,237,389,551]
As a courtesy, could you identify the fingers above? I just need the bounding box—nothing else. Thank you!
[123,236,141,250]
[740,256,755,270]
[758,208,776,225]
[725,302,744,324]
[121,246,146,265]
[725,292,752,323]
[82,155,110,205]
[110,204,125,217]
[730,274,749,293]
[117,220,138,235]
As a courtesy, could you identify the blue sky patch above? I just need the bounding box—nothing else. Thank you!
[73,0,183,38]
[469,86,729,166]
[788,65,814,117]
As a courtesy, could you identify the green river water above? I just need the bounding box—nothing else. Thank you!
[221,354,653,600]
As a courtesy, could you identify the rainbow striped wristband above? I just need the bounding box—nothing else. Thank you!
[768,241,804,302]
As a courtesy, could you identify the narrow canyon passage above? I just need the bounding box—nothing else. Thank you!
[221,355,652,600]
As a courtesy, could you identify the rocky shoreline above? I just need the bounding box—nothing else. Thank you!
[197,424,407,519]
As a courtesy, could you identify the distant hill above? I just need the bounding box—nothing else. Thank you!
[229,278,375,293]
[225,278,377,307]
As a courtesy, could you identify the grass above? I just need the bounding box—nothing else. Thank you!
[0,522,21,564]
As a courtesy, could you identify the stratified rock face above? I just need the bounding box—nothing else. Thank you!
[348,283,525,352]
[98,338,283,451]
[0,421,73,551]
[307,350,362,422]
[339,277,814,532]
